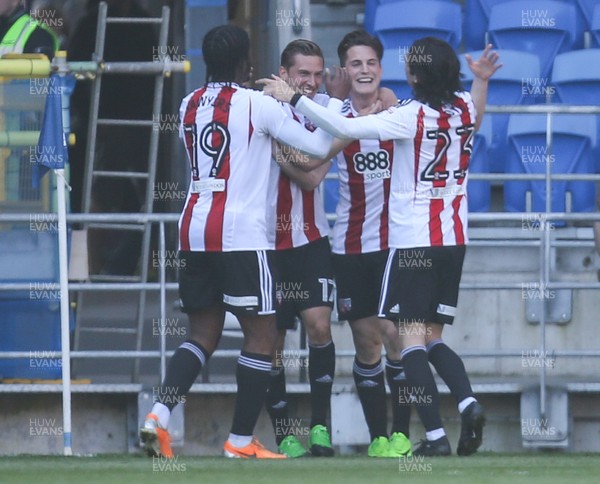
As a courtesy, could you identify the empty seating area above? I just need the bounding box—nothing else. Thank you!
[358,0,600,218]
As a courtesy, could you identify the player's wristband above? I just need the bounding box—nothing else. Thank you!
[290,93,302,107]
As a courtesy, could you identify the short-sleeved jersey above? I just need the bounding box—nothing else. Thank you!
[267,93,330,250]
[296,91,476,249]
[332,99,393,255]
[178,82,331,252]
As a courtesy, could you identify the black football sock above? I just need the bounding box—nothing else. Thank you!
[385,357,411,437]
[230,351,273,436]
[308,340,335,428]
[400,345,444,433]
[266,365,289,445]
[156,340,209,411]
[427,339,474,405]
[353,358,388,441]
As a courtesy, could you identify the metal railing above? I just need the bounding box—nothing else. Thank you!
[1,105,600,419]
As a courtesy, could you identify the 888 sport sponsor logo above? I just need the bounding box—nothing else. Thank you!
[353,150,391,182]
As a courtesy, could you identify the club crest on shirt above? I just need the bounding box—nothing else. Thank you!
[337,298,352,314]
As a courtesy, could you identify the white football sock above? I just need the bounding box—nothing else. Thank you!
[426,428,446,441]
[150,402,170,429]
[458,397,477,414]
[228,433,253,448]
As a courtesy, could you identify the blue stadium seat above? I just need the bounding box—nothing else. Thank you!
[591,4,600,47]
[460,49,541,172]
[364,0,379,33]
[0,230,73,379]
[365,0,457,33]
[504,114,597,214]
[324,162,339,224]
[551,49,600,93]
[468,117,493,212]
[464,0,511,50]
[487,1,581,79]
[373,0,462,50]
[381,48,412,100]
[551,48,600,169]
[466,0,587,50]
[578,0,599,29]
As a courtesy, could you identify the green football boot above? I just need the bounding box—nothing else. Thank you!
[367,436,391,457]
[308,424,334,457]
[278,435,308,458]
[388,432,412,457]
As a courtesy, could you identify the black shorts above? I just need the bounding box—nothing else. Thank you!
[275,237,335,329]
[378,245,466,325]
[332,250,390,322]
[178,250,278,317]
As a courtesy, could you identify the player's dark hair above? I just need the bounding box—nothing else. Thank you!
[202,24,250,84]
[406,37,464,109]
[280,39,324,70]
[337,30,383,67]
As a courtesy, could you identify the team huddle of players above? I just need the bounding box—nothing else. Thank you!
[139,24,501,460]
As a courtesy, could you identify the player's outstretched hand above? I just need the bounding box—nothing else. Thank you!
[466,44,502,81]
[257,75,295,103]
[324,66,351,101]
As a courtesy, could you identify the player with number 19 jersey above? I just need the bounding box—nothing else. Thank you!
[178,82,333,252]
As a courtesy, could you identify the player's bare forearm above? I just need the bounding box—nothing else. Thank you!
[466,44,502,131]
[276,137,350,174]
[281,159,333,191]
[470,77,489,132]
[273,139,326,181]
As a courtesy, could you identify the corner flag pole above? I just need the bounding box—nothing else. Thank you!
[55,51,73,456]
[56,167,72,456]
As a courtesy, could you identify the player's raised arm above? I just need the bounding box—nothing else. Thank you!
[465,44,502,131]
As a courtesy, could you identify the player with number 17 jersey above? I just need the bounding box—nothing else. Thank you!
[268,93,331,250]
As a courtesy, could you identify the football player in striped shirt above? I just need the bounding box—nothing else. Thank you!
[139,24,343,460]
[265,39,336,458]
[259,37,501,456]
[265,38,398,458]
[331,30,412,458]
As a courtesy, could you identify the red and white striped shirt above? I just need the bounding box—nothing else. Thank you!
[178,83,334,251]
[267,93,330,250]
[295,92,476,249]
[332,99,393,254]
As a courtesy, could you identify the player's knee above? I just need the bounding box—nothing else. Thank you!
[354,342,382,365]
[351,329,382,363]
[240,315,278,355]
[425,322,443,343]
[305,320,332,345]
[301,307,332,345]
[381,321,400,344]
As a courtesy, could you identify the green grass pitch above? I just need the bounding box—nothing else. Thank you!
[1,454,599,484]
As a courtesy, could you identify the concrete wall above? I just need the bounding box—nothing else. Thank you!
[1,391,599,455]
